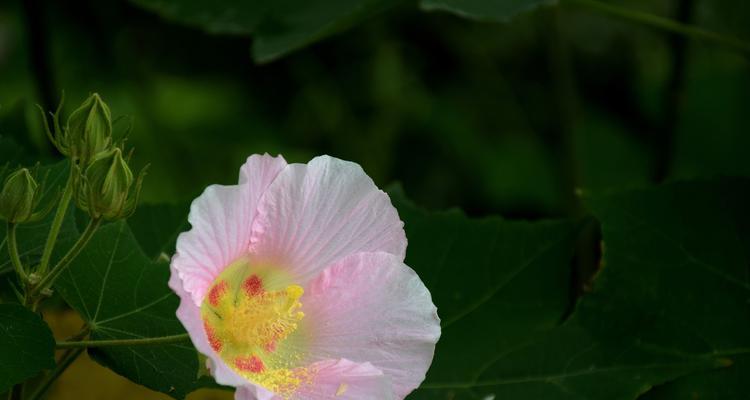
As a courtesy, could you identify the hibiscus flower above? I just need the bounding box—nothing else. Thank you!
[170,154,440,399]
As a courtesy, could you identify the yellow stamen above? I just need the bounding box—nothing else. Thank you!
[201,259,309,397]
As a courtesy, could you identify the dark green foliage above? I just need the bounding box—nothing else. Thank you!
[0,303,56,393]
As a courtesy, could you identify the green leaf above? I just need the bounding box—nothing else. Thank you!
[389,189,580,398]
[0,303,56,393]
[129,0,402,62]
[128,202,190,260]
[54,221,204,398]
[395,185,727,399]
[420,0,555,22]
[586,179,750,399]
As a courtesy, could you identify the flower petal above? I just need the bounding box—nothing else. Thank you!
[173,154,287,305]
[301,252,441,398]
[250,155,406,284]
[295,359,394,400]
[235,384,276,400]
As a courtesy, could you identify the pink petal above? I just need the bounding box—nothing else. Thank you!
[295,359,394,400]
[301,252,441,398]
[172,154,287,305]
[249,155,407,284]
[235,384,277,400]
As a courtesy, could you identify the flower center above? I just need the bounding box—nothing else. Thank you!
[201,259,309,395]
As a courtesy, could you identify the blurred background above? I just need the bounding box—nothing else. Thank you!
[0,0,748,398]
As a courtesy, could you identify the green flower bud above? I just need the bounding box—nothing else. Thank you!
[77,148,145,220]
[67,93,113,166]
[0,168,51,223]
[39,93,113,167]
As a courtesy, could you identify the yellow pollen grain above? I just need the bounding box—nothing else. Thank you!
[336,383,348,396]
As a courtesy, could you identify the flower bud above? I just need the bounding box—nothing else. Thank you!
[66,93,113,166]
[0,168,50,223]
[77,148,145,220]
[39,93,113,167]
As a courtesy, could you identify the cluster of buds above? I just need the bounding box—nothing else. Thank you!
[0,167,53,223]
[36,93,146,221]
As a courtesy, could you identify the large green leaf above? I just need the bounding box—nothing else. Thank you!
[587,179,750,399]
[0,303,56,393]
[130,0,402,62]
[396,181,731,399]
[128,202,190,260]
[389,189,581,398]
[420,0,554,22]
[54,221,205,398]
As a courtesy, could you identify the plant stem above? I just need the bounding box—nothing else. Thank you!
[31,217,101,299]
[655,0,693,182]
[38,166,75,275]
[8,383,22,400]
[565,0,750,55]
[56,333,190,349]
[6,223,29,283]
[27,347,84,400]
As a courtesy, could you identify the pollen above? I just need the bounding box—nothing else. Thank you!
[201,260,308,397]
[336,383,348,396]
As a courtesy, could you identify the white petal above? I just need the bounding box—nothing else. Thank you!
[249,155,406,284]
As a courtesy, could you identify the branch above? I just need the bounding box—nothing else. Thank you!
[56,333,191,349]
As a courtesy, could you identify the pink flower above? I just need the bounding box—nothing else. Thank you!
[170,154,441,399]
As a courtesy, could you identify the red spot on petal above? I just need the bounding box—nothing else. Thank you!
[235,355,265,373]
[264,340,277,353]
[204,321,223,352]
[208,280,228,307]
[242,275,264,297]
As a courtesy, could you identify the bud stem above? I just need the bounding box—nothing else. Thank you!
[38,165,75,275]
[6,223,29,283]
[56,333,190,349]
[30,217,101,299]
